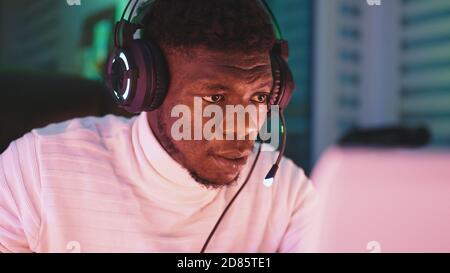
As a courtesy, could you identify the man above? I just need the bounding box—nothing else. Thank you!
[0,0,317,252]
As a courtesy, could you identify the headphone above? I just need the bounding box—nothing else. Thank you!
[105,0,294,113]
[105,0,295,252]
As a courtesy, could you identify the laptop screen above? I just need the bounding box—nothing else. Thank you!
[311,146,450,253]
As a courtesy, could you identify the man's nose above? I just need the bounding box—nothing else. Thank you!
[221,106,261,140]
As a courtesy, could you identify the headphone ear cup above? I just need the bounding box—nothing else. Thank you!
[131,39,170,112]
[269,53,295,110]
[105,39,169,113]
[137,39,170,111]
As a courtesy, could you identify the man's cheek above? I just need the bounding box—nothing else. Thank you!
[168,104,206,141]
[256,105,268,131]
[176,140,208,159]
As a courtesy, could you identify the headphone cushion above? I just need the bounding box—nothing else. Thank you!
[270,54,295,109]
[134,39,170,111]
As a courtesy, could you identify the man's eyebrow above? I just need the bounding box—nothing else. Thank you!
[190,79,232,92]
[203,83,231,91]
[255,80,273,91]
[192,79,273,92]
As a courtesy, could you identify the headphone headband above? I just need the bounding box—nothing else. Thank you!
[121,0,285,44]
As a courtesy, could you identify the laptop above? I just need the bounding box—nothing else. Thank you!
[311,146,450,253]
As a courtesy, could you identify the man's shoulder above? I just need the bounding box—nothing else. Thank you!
[22,114,139,161]
[31,114,137,140]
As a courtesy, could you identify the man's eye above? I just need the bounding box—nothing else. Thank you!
[202,95,224,103]
[251,93,269,104]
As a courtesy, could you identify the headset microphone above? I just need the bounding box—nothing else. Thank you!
[263,111,287,186]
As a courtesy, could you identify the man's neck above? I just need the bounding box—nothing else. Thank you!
[146,110,185,167]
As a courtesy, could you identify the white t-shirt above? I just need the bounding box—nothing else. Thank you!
[0,112,318,253]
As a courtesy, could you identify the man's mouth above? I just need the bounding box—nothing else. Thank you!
[214,154,248,165]
[211,150,251,168]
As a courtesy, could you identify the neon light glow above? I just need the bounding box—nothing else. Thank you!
[111,52,131,100]
[263,177,274,187]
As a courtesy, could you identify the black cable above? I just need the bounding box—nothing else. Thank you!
[200,143,263,253]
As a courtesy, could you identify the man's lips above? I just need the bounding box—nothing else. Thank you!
[211,150,252,167]
[213,155,248,165]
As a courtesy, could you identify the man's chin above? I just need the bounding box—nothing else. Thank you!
[188,170,241,189]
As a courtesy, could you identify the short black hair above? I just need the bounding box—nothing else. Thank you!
[137,0,276,54]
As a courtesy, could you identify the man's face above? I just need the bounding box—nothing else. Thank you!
[147,47,273,187]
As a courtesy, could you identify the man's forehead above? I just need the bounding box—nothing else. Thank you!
[201,51,270,74]
[171,47,270,66]
[186,66,273,90]
[201,50,271,68]
[168,47,273,87]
